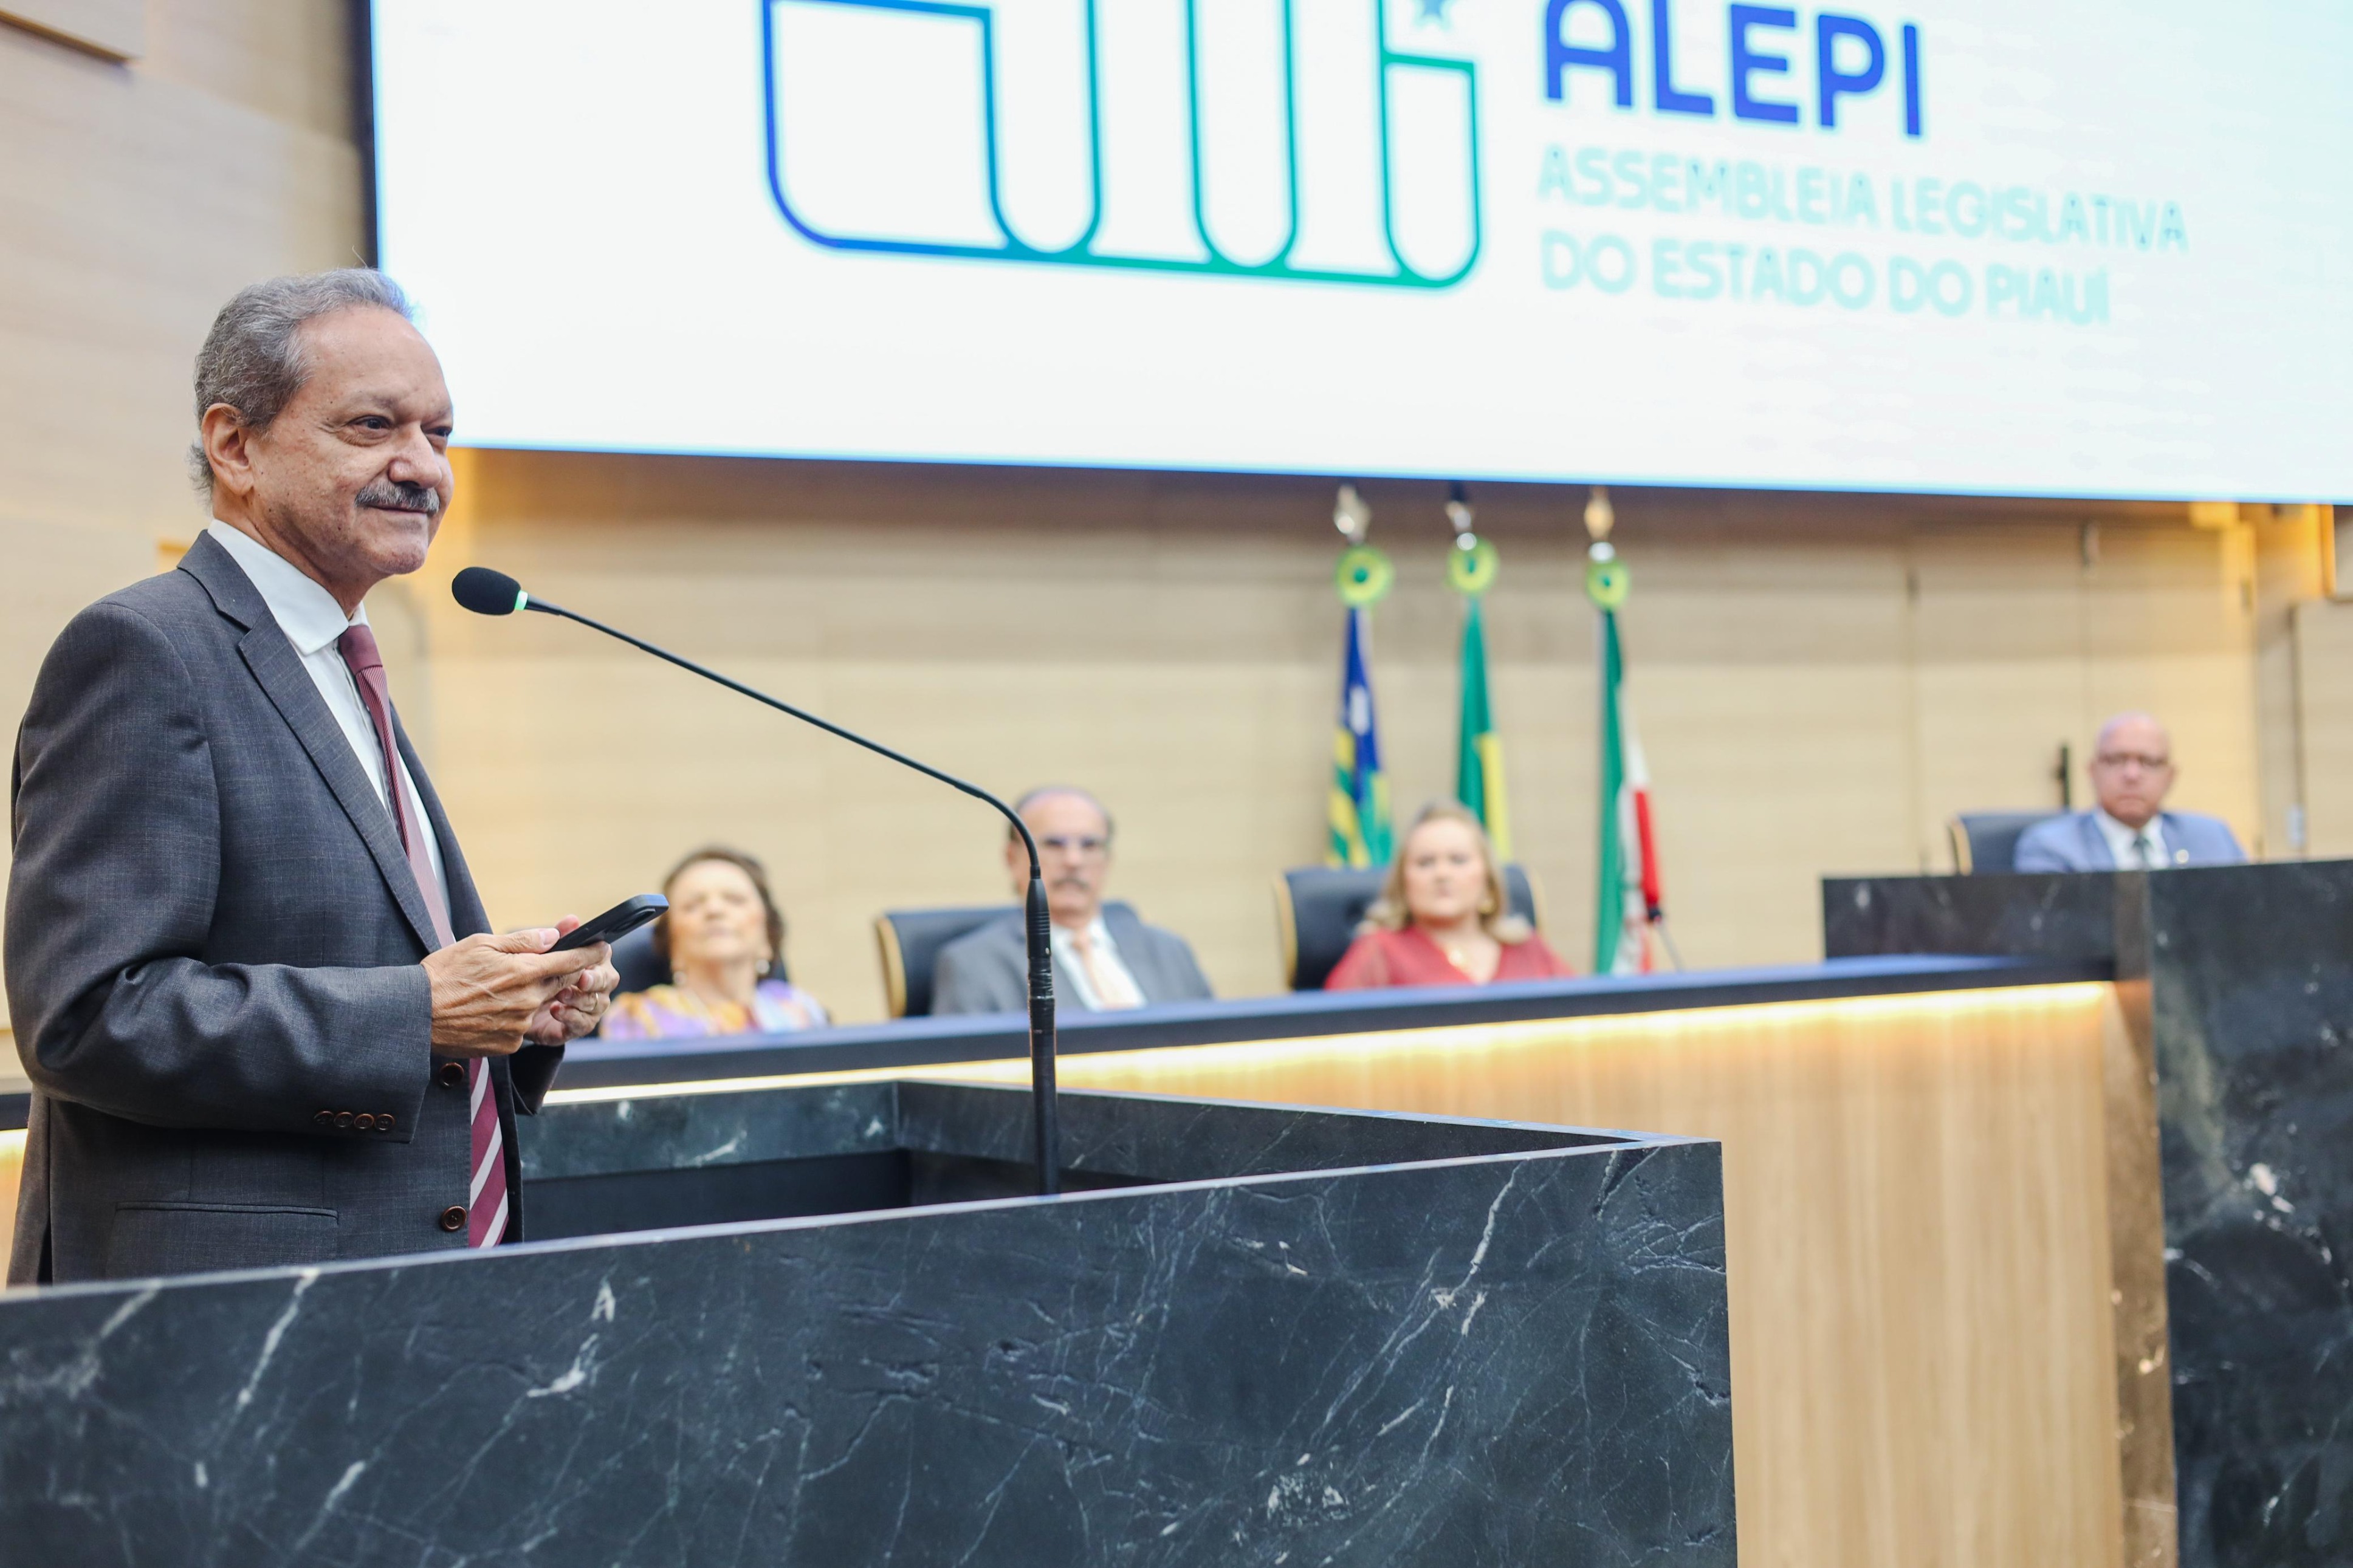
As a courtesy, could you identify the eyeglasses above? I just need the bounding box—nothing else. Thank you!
[1039,835,1110,859]
[2093,752,2171,772]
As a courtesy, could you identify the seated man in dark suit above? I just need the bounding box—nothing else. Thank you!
[932,787,1213,1014]
[2014,711,2247,871]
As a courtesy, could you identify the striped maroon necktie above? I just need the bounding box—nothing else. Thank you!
[337,625,508,1248]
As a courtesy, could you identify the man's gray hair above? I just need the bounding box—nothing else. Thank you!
[1008,785,1116,845]
[187,269,415,496]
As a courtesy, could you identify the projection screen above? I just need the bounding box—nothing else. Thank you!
[371,0,2353,499]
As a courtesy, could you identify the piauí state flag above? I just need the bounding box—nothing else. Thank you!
[1328,606,1393,867]
[1593,609,1664,973]
[1454,596,1511,858]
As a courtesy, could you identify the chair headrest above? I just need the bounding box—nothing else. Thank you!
[610,924,666,996]
[1949,810,2066,874]
[874,900,1142,1017]
[1277,865,1539,990]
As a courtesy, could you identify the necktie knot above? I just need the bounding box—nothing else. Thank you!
[337,623,384,677]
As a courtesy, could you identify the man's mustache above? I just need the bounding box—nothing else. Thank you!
[1049,874,1091,890]
[357,480,444,517]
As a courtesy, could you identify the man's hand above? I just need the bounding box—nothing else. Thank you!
[423,927,604,1057]
[524,914,619,1046]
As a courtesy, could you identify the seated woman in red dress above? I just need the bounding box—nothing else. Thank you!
[1324,802,1573,990]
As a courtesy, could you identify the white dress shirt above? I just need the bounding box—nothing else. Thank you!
[2094,808,2172,871]
[1050,915,1144,1011]
[205,522,451,906]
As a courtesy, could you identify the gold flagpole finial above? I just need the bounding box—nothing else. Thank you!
[1583,484,1615,544]
[1333,483,1371,544]
[1582,485,1629,608]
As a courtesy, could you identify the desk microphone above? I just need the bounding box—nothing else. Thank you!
[452,566,1062,1196]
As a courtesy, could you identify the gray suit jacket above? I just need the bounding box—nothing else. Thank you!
[2011,810,2247,872]
[931,906,1214,1015]
[5,533,558,1284]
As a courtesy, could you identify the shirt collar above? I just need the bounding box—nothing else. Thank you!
[1049,914,1113,947]
[205,521,369,656]
[2095,808,2162,848]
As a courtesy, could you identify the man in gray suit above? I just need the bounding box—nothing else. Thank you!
[932,787,1213,1014]
[5,270,618,1284]
[2013,711,2247,872]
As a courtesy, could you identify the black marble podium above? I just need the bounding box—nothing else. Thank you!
[1828,860,2353,1568]
[0,1081,1734,1566]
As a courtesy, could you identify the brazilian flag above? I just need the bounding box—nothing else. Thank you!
[1327,606,1392,867]
[1454,596,1511,858]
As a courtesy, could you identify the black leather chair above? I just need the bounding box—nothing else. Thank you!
[1274,865,1544,991]
[1946,811,2066,874]
[874,900,1140,1018]
[610,925,667,997]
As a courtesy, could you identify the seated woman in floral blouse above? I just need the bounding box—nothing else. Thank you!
[602,846,828,1039]
[1324,802,1572,990]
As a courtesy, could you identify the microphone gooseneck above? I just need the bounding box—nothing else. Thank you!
[452,571,1062,1196]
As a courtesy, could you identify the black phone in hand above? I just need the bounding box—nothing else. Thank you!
[549,894,667,952]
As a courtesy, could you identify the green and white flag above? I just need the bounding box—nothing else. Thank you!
[1589,541,1665,974]
[1454,594,1511,857]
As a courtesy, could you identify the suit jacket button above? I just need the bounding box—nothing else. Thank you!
[377,1114,396,1132]
[354,1112,376,1131]
[439,1205,467,1232]
[334,1111,356,1129]
[314,1110,334,1128]
[437,1061,467,1089]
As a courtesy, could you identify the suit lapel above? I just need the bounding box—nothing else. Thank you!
[2082,813,2116,870]
[236,625,445,955]
[182,535,445,956]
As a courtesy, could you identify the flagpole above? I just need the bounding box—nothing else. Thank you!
[1584,486,1635,974]
[1329,484,1394,869]
[1592,605,1626,973]
[1447,482,1508,855]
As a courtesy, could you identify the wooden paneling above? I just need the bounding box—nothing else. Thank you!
[0,1,363,1030]
[0,7,360,535]
[0,1132,19,1264]
[2252,508,2331,859]
[410,456,2270,1021]
[1,0,142,61]
[1,0,2312,1032]
[0,984,2151,1568]
[1909,519,2264,856]
[546,981,2144,1568]
[2296,600,2353,858]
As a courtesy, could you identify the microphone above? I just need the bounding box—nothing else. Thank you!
[451,566,530,617]
[450,566,1062,1197]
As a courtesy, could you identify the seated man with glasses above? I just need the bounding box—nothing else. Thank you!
[931,786,1214,1015]
[2013,711,2247,871]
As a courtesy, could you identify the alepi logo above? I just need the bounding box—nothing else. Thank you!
[1545,1,1923,135]
[763,0,1484,287]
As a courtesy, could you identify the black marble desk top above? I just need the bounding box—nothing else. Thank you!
[544,952,2105,1094]
[0,954,2097,1132]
